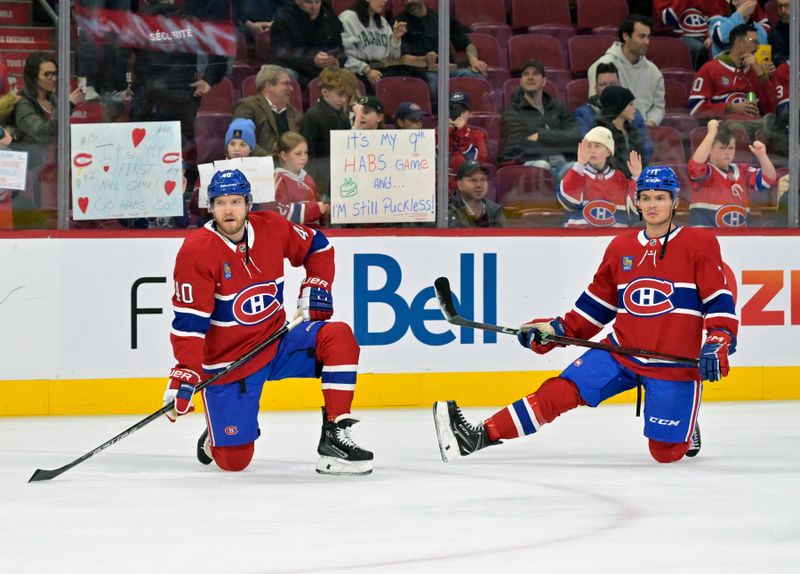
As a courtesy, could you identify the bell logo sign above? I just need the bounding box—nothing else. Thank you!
[353,253,497,346]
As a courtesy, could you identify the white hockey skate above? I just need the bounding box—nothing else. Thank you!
[316,408,373,476]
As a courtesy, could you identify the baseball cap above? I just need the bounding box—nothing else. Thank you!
[356,95,384,114]
[394,101,424,120]
[457,159,490,179]
[520,60,546,76]
[449,91,471,109]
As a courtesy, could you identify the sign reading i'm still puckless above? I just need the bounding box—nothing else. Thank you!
[70,121,183,220]
[330,129,435,224]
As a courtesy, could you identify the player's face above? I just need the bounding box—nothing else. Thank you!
[624,23,651,57]
[280,142,309,172]
[457,171,488,201]
[595,73,619,96]
[638,190,675,226]
[226,139,252,159]
[321,88,349,110]
[357,108,383,129]
[211,194,249,241]
[710,140,735,168]
[587,141,611,168]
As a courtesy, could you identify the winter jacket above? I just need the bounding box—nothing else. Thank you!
[594,115,648,179]
[574,94,652,162]
[447,192,506,228]
[587,41,665,126]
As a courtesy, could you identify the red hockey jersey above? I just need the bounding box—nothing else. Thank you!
[688,57,768,118]
[269,167,323,227]
[657,0,727,38]
[560,227,738,381]
[556,163,636,228]
[170,211,334,385]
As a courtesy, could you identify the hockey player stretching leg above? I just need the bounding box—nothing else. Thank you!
[434,166,738,463]
[163,169,372,475]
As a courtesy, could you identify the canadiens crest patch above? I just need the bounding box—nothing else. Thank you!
[622,256,633,271]
[223,262,232,279]
[238,244,247,253]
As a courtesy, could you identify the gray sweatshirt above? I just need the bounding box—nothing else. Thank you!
[339,9,402,75]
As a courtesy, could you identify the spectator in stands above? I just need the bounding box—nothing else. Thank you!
[233,65,302,157]
[499,61,579,181]
[656,0,725,69]
[270,0,346,87]
[339,0,406,91]
[767,61,791,160]
[588,14,665,126]
[0,62,20,135]
[768,0,791,66]
[594,86,649,179]
[393,101,424,129]
[225,118,257,159]
[556,126,640,228]
[688,119,776,227]
[448,91,488,193]
[575,62,652,161]
[75,1,131,102]
[688,23,773,123]
[239,0,286,41]
[448,160,505,228]
[300,67,359,197]
[393,0,488,101]
[352,95,385,129]
[272,131,328,226]
[708,0,770,58]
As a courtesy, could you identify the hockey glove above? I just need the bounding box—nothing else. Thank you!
[163,368,200,422]
[298,277,333,321]
[518,317,567,355]
[699,330,735,382]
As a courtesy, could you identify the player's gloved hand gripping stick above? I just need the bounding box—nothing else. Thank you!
[28,316,304,483]
[434,277,699,366]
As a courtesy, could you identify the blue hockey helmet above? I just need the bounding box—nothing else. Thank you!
[636,166,680,201]
[207,169,252,204]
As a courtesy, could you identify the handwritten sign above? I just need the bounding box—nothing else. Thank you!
[197,156,275,208]
[330,129,436,224]
[0,149,28,191]
[70,121,183,220]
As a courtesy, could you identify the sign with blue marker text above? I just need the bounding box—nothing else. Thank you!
[329,129,435,224]
[70,121,183,220]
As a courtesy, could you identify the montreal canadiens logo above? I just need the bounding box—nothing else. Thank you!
[623,277,675,317]
[715,204,748,227]
[582,200,617,227]
[680,9,708,35]
[225,426,239,435]
[725,92,748,105]
[232,282,280,325]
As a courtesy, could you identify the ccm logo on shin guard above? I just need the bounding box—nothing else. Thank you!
[649,417,680,426]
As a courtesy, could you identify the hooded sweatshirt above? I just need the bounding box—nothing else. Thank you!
[339,9,402,76]
[587,41,665,126]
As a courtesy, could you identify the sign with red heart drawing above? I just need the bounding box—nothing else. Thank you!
[70,121,183,220]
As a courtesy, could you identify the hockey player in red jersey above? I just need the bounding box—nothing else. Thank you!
[434,166,738,464]
[163,169,373,475]
[688,119,776,227]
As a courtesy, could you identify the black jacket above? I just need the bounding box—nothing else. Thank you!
[447,193,506,228]
[300,97,351,157]
[594,115,648,179]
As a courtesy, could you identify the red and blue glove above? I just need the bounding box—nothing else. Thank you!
[162,368,200,422]
[699,329,735,382]
[298,277,333,321]
[518,317,567,355]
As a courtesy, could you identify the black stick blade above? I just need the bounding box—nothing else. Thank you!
[29,468,64,483]
[433,277,459,322]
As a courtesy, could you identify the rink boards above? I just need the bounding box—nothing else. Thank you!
[1,230,799,415]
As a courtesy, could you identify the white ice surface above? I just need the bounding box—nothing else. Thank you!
[2,402,798,574]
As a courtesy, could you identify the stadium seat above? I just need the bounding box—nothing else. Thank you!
[765,0,778,27]
[575,0,628,31]
[527,25,576,65]
[664,79,690,113]
[195,112,233,164]
[331,0,350,14]
[545,68,572,103]
[376,76,432,114]
[648,37,693,71]
[565,78,589,112]
[511,0,571,29]
[470,23,513,46]
[236,32,248,62]
[199,77,234,113]
[231,63,255,99]
[486,68,511,94]
[468,32,508,69]
[468,114,502,162]
[663,70,695,93]
[240,75,303,111]
[454,0,506,28]
[254,29,271,66]
[450,76,496,113]
[568,35,616,76]
[496,165,563,225]
[660,113,698,135]
[508,34,566,73]
[649,125,688,164]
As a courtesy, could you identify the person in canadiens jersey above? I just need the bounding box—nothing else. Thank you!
[163,169,373,476]
[435,166,738,464]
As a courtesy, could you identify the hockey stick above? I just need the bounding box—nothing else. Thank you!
[28,316,304,483]
[434,277,699,366]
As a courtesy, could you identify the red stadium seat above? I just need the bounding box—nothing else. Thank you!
[663,70,695,93]
[331,0,351,15]
[648,37,693,71]
[575,0,628,31]
[545,68,572,102]
[236,32,248,62]
[454,0,506,28]
[664,79,690,113]
[470,23,513,46]
[231,63,255,99]
[649,125,688,165]
[765,0,778,27]
[660,113,698,135]
[568,35,615,76]
[199,77,234,114]
[376,76,432,114]
[450,76,496,113]
[468,32,508,69]
[565,78,589,112]
[486,68,511,93]
[527,25,576,65]
[496,165,562,225]
[468,114,502,161]
[511,0,571,29]
[195,112,233,164]
[254,29,271,65]
[508,34,566,73]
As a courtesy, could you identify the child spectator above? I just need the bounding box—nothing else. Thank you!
[271,131,328,227]
[393,101,424,129]
[556,126,640,228]
[595,86,648,178]
[352,95,385,129]
[447,91,488,193]
[688,119,777,227]
[225,118,257,159]
[448,160,505,228]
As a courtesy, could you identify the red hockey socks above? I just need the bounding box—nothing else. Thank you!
[212,442,255,471]
[648,439,690,463]
[484,377,585,442]
[316,322,360,421]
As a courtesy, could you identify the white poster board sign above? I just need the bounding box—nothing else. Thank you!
[330,129,435,224]
[70,121,183,220]
[197,156,275,208]
[0,149,28,191]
